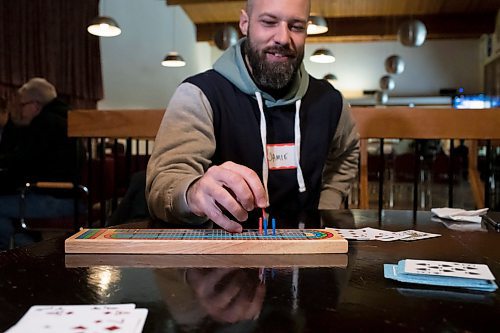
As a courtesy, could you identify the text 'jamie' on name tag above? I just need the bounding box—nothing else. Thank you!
[267,143,297,170]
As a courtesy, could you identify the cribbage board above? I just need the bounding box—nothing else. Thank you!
[65,228,348,254]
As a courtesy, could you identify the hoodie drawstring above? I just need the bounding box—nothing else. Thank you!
[255,92,306,203]
[255,92,269,205]
[294,99,306,192]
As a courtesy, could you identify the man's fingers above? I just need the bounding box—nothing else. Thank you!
[207,165,255,211]
[219,162,267,208]
[204,203,243,233]
[187,162,267,232]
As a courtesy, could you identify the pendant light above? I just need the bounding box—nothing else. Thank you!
[385,55,405,74]
[161,52,186,67]
[379,75,395,91]
[162,6,186,67]
[398,19,427,47]
[323,73,338,84]
[375,91,389,105]
[214,25,239,50]
[87,1,121,37]
[307,15,328,35]
[310,48,335,63]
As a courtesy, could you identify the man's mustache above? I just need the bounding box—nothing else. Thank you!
[262,46,296,58]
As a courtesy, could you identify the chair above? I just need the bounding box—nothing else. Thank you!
[391,152,431,209]
[11,139,91,247]
[18,181,89,232]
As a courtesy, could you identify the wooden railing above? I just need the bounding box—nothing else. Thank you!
[69,109,164,139]
[69,109,165,225]
[69,107,500,217]
[351,107,500,210]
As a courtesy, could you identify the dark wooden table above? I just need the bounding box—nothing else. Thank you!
[1,210,499,332]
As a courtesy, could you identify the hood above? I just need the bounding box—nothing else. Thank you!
[41,98,70,118]
[213,38,309,108]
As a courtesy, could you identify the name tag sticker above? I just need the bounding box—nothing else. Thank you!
[267,143,297,170]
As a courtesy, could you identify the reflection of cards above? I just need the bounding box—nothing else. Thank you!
[404,259,495,280]
[6,304,147,333]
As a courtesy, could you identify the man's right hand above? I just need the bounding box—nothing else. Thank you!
[186,161,268,232]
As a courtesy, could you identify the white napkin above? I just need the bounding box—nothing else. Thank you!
[431,207,489,223]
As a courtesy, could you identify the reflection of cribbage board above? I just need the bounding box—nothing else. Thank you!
[65,254,349,268]
[65,229,348,254]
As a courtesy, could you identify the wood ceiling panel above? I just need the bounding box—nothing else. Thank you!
[169,0,499,42]
[179,2,244,23]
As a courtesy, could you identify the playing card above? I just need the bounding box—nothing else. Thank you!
[10,313,137,333]
[403,259,495,280]
[384,261,498,292]
[393,230,441,241]
[364,227,410,242]
[327,227,371,240]
[6,304,147,333]
[22,304,136,320]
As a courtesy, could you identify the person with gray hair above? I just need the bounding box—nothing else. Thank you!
[0,77,80,250]
[13,77,58,126]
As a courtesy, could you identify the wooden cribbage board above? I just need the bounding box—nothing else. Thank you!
[65,228,348,254]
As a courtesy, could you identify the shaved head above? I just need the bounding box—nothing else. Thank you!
[246,0,311,18]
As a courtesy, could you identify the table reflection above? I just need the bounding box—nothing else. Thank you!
[154,263,352,332]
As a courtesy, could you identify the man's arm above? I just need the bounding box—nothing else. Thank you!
[319,97,360,209]
[146,83,267,231]
[146,82,215,225]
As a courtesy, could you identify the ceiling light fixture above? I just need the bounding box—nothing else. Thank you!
[161,6,186,67]
[310,48,335,63]
[307,15,328,35]
[398,19,427,47]
[323,73,338,84]
[87,0,121,37]
[161,52,186,67]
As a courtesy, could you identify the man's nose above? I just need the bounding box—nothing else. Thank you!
[273,22,291,46]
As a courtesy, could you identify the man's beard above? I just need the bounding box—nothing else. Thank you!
[244,37,303,91]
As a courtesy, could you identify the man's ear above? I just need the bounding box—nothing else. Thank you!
[239,9,249,36]
[33,102,43,117]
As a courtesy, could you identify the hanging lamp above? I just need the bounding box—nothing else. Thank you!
[214,26,239,50]
[385,55,405,74]
[398,19,427,47]
[87,16,121,37]
[161,52,186,67]
[87,0,121,37]
[310,48,335,63]
[161,7,186,67]
[307,15,328,35]
[323,73,338,84]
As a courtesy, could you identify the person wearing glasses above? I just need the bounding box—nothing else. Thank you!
[0,78,79,250]
[146,0,359,232]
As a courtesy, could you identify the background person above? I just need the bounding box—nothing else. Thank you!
[0,78,80,250]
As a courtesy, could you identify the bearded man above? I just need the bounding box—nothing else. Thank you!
[146,0,359,232]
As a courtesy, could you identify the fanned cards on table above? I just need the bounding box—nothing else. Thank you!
[327,227,440,241]
[5,303,148,333]
[384,259,498,292]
